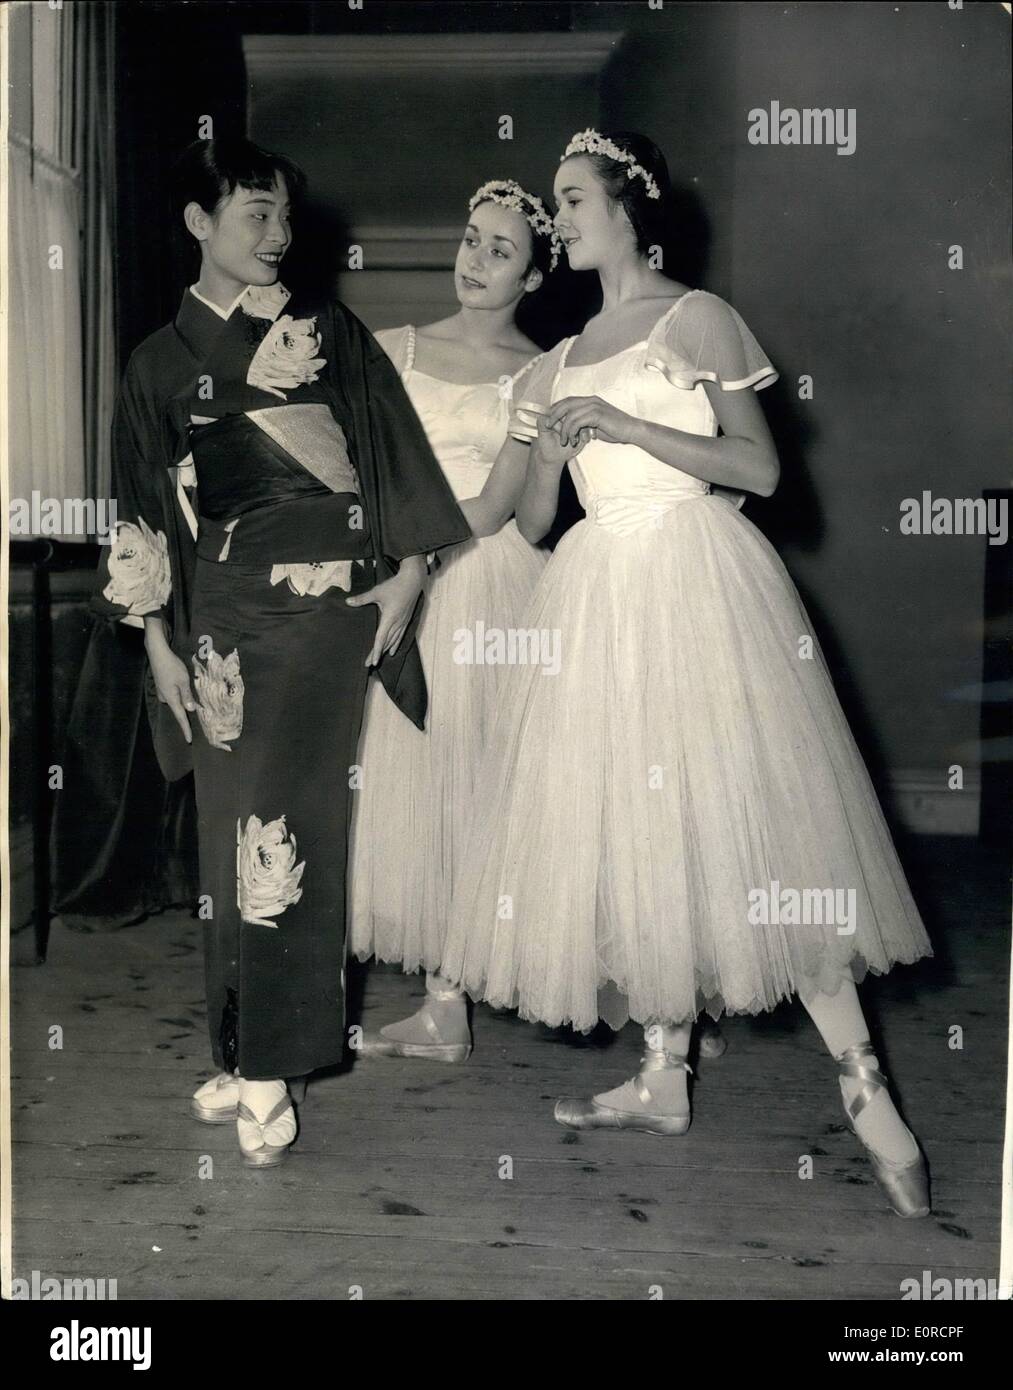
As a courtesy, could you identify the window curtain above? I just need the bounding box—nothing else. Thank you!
[8,2,82,512]
[75,0,116,507]
[8,0,116,527]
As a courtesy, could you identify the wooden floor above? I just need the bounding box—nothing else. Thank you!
[10,836,1007,1300]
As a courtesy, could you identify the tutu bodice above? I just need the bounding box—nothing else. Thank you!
[556,344,712,536]
[378,325,540,501]
[511,289,779,536]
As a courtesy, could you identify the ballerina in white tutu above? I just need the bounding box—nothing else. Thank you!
[440,130,932,1218]
[347,180,557,1059]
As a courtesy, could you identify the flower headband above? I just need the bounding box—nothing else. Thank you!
[468,179,562,272]
[560,128,661,201]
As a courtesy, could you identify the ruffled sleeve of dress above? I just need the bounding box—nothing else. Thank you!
[645,290,778,393]
[507,339,568,442]
[92,348,177,631]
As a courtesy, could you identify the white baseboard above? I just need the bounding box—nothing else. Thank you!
[887,770,981,836]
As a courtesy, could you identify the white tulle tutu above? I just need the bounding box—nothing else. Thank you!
[348,324,548,974]
[349,521,547,973]
[440,495,932,1032]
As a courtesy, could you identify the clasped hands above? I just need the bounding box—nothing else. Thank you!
[532,395,639,465]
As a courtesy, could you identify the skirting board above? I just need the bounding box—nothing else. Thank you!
[887,770,981,837]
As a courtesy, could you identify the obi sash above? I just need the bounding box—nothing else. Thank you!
[189,406,370,564]
[189,408,358,519]
[195,493,371,566]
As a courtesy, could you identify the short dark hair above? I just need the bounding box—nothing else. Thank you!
[171,136,307,222]
[566,129,673,261]
[525,210,557,281]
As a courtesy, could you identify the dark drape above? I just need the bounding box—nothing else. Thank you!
[51,619,199,922]
[113,2,248,362]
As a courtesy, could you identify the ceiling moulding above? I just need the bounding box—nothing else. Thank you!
[349,226,463,269]
[242,32,624,79]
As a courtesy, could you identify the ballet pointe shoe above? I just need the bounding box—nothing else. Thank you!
[554,1049,693,1137]
[356,984,472,1063]
[190,1071,239,1124]
[236,1080,298,1169]
[357,1009,472,1063]
[836,1042,930,1219]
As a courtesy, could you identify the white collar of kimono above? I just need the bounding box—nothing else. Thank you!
[188,282,251,320]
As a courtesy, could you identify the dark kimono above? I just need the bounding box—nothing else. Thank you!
[93,282,470,1079]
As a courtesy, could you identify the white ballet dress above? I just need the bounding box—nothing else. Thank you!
[348,326,548,974]
[439,290,932,1031]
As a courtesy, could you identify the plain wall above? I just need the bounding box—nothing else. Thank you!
[595,1,1009,800]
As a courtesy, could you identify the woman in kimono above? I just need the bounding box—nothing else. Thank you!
[440,130,932,1218]
[94,137,470,1167]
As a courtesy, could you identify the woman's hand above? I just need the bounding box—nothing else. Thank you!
[532,413,585,469]
[543,395,639,449]
[346,555,425,665]
[144,628,196,744]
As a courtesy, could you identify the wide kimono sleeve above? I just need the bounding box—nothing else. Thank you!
[93,349,181,628]
[328,302,472,562]
[644,291,778,393]
[323,300,473,728]
[91,343,197,780]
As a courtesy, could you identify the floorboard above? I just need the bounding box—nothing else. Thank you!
[10,834,1007,1299]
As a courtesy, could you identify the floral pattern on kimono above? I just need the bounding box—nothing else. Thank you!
[236,814,305,928]
[192,646,244,751]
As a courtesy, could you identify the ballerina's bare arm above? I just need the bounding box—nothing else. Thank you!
[514,414,585,545]
[458,433,539,538]
[544,382,780,498]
